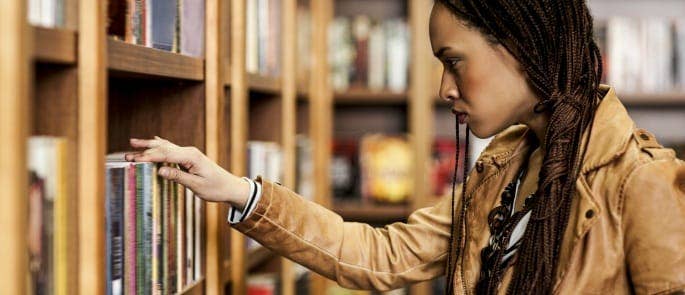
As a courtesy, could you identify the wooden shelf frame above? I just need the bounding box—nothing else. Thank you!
[32,26,77,64]
[177,278,206,295]
[332,201,411,223]
[334,89,408,105]
[107,38,205,81]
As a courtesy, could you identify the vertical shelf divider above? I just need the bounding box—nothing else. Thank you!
[229,0,248,294]
[281,0,298,294]
[205,0,226,293]
[309,0,334,294]
[408,0,435,294]
[78,1,107,294]
[0,0,29,294]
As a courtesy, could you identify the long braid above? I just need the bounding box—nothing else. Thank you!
[436,1,603,294]
[445,119,471,294]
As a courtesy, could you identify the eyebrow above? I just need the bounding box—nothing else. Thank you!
[434,47,450,58]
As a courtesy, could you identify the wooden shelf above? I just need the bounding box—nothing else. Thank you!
[247,73,282,94]
[247,245,276,271]
[107,38,204,81]
[334,89,407,105]
[332,200,411,223]
[32,26,76,64]
[618,92,685,107]
[177,277,204,295]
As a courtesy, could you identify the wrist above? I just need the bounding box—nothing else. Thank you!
[228,176,251,211]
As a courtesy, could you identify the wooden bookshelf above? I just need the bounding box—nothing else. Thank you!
[334,89,408,104]
[32,26,77,64]
[247,73,283,94]
[332,201,411,223]
[247,246,277,271]
[178,278,205,295]
[619,92,685,107]
[108,38,204,81]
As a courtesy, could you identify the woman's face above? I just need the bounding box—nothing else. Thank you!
[429,2,540,139]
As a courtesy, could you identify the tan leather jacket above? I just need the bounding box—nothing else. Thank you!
[231,85,685,294]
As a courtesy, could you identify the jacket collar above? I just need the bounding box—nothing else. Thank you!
[477,85,635,174]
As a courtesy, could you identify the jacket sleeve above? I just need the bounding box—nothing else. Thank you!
[621,157,685,294]
[230,176,456,291]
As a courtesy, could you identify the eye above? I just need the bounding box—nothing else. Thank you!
[445,58,461,70]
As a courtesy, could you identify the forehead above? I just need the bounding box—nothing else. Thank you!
[429,3,482,53]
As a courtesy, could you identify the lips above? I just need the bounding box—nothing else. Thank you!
[451,108,468,124]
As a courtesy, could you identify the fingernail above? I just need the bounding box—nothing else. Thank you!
[159,167,168,177]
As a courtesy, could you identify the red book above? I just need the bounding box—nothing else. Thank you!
[124,164,137,294]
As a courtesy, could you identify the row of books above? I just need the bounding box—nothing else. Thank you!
[105,155,205,295]
[296,5,312,90]
[332,134,413,203]
[246,0,282,76]
[106,0,205,57]
[329,16,409,93]
[27,137,77,295]
[332,135,467,203]
[246,141,283,250]
[28,0,65,28]
[596,18,685,93]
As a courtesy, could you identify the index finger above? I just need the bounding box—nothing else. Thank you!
[129,138,163,149]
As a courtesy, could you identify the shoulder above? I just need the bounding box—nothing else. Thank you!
[614,128,685,214]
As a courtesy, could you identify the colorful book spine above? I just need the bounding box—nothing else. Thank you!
[124,163,137,294]
[152,164,162,294]
[105,164,125,295]
[185,188,194,283]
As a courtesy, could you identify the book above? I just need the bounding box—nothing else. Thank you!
[180,0,205,57]
[185,188,195,283]
[137,162,154,295]
[331,139,359,200]
[28,137,74,295]
[431,139,466,197]
[328,16,409,92]
[104,164,125,295]
[27,171,46,294]
[359,134,412,203]
[124,163,137,294]
[104,159,201,293]
[150,0,178,51]
[600,17,683,94]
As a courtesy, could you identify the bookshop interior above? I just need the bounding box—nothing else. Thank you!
[2,0,685,294]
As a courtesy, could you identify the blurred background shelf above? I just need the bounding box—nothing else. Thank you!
[247,246,277,271]
[618,92,685,107]
[177,278,205,295]
[332,201,411,223]
[247,73,282,94]
[334,89,407,105]
[107,38,204,81]
[32,26,76,64]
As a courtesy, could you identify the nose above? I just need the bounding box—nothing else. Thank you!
[439,70,459,103]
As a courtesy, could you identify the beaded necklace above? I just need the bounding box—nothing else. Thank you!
[476,167,536,293]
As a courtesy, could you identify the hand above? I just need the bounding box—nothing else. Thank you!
[125,136,250,209]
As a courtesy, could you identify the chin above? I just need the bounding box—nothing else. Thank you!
[468,124,501,139]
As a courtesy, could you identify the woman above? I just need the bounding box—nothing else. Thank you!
[126,0,685,293]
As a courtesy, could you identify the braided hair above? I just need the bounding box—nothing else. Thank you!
[436,1,603,294]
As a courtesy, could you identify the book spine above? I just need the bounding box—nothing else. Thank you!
[185,188,194,283]
[169,174,178,293]
[152,163,162,294]
[106,166,125,295]
[54,139,69,295]
[143,163,154,295]
[162,169,170,293]
[177,181,186,289]
[194,194,201,280]
[125,164,137,294]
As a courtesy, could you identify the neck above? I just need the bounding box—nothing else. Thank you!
[522,111,550,150]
